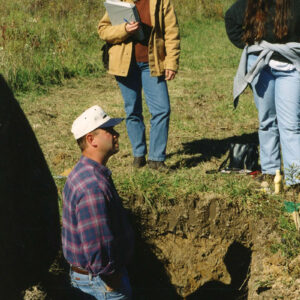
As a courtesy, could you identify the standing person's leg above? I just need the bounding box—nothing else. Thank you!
[247,54,281,174]
[115,62,147,162]
[274,68,300,185]
[139,62,170,163]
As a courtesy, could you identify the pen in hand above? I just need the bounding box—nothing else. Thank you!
[124,18,140,34]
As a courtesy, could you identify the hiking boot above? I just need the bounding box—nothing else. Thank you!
[133,156,146,168]
[148,160,169,171]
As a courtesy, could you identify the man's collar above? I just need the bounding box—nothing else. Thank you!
[80,155,112,176]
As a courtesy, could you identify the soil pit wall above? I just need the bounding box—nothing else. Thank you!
[22,193,300,299]
[128,193,252,299]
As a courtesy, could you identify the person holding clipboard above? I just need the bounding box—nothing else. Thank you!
[98,0,180,170]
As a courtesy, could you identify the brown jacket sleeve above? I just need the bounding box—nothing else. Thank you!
[98,12,131,44]
[162,0,180,71]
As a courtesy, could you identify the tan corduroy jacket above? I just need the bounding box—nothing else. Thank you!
[98,0,180,77]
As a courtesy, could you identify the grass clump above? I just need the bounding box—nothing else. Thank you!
[118,170,176,210]
[271,214,300,258]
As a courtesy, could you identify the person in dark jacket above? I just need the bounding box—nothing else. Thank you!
[225,0,300,187]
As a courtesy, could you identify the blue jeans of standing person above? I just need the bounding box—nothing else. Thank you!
[247,54,300,184]
[70,269,132,300]
[116,61,170,162]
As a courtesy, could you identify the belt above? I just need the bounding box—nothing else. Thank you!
[71,265,89,275]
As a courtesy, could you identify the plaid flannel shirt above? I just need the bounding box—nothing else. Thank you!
[62,156,134,276]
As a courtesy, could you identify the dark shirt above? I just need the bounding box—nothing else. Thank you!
[135,0,152,62]
[62,156,134,276]
[225,0,300,61]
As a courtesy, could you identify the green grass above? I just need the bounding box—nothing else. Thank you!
[271,214,300,258]
[0,0,105,93]
[0,0,235,94]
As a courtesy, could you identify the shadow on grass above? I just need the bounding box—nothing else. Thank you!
[168,132,259,169]
[0,75,59,297]
[0,75,89,299]
[186,242,252,300]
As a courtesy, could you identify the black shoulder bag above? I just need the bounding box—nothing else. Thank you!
[206,143,259,174]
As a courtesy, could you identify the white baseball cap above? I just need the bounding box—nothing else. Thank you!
[71,105,123,139]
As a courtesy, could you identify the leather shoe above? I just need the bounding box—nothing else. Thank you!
[148,160,168,171]
[133,156,146,168]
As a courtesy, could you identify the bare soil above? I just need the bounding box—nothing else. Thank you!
[22,192,300,300]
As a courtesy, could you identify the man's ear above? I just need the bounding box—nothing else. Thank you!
[85,133,95,147]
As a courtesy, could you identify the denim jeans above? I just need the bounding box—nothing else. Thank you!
[247,54,300,184]
[116,61,170,161]
[70,269,132,300]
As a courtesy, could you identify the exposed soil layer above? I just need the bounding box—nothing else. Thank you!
[128,193,252,299]
[21,194,300,300]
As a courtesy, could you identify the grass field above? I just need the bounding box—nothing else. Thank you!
[0,0,233,93]
[3,0,300,270]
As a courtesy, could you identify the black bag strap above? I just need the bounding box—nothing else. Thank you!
[217,152,231,172]
[101,43,112,70]
[206,145,236,174]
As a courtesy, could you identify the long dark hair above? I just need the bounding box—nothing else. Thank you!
[242,0,290,44]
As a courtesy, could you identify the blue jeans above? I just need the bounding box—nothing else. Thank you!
[70,269,132,300]
[116,61,170,161]
[247,54,300,184]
